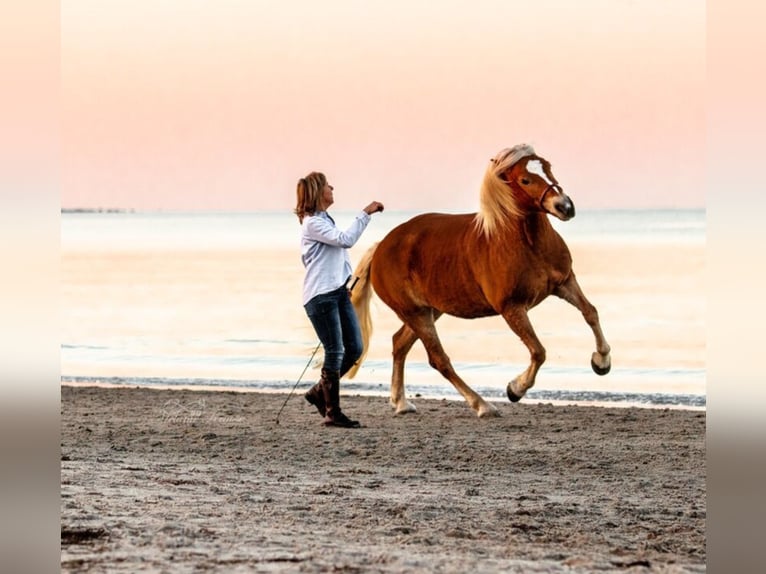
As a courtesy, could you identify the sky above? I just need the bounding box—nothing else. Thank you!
[61,0,705,211]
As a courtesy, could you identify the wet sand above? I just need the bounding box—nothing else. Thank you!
[61,385,706,573]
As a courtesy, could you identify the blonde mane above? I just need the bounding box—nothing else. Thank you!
[474,144,536,237]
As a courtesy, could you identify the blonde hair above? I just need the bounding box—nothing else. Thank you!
[474,144,536,237]
[294,172,327,223]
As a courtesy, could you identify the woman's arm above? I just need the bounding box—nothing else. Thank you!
[304,212,371,248]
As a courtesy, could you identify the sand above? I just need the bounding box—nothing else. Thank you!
[61,385,706,573]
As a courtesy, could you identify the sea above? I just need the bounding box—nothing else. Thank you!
[61,209,706,410]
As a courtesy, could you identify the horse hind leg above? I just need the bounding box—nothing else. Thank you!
[502,306,546,402]
[389,312,444,414]
[390,324,419,414]
[554,274,612,376]
[404,309,499,418]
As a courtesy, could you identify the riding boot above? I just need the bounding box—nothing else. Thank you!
[320,368,361,428]
[304,380,326,417]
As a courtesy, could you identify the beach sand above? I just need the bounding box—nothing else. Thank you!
[61,385,706,573]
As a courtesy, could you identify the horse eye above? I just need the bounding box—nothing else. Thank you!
[521,178,531,185]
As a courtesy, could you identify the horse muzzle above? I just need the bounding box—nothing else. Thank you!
[540,184,575,221]
[547,194,575,221]
[554,196,575,220]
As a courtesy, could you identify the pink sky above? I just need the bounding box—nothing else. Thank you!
[61,1,705,211]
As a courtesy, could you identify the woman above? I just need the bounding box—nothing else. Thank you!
[295,172,384,428]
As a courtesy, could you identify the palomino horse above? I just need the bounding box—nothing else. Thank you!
[347,144,611,418]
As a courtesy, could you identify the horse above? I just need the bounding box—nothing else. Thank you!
[346,144,611,418]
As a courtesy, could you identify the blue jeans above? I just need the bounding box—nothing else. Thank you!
[304,286,363,376]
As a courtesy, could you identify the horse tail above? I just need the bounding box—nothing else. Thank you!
[346,242,379,379]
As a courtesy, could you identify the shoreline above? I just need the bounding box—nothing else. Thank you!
[60,380,707,412]
[61,385,706,572]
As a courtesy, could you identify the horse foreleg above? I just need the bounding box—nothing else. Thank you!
[502,306,546,402]
[390,324,419,414]
[405,310,499,418]
[554,273,612,376]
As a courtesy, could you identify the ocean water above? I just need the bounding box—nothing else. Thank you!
[61,209,705,409]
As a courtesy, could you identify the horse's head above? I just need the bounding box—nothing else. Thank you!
[501,155,575,221]
[477,145,576,236]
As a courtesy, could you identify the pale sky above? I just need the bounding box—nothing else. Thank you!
[61,0,705,211]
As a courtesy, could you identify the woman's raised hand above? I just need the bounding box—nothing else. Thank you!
[363,201,385,215]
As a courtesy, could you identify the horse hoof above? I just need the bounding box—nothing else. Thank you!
[507,388,523,403]
[591,359,611,376]
[478,403,500,418]
[393,402,417,415]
